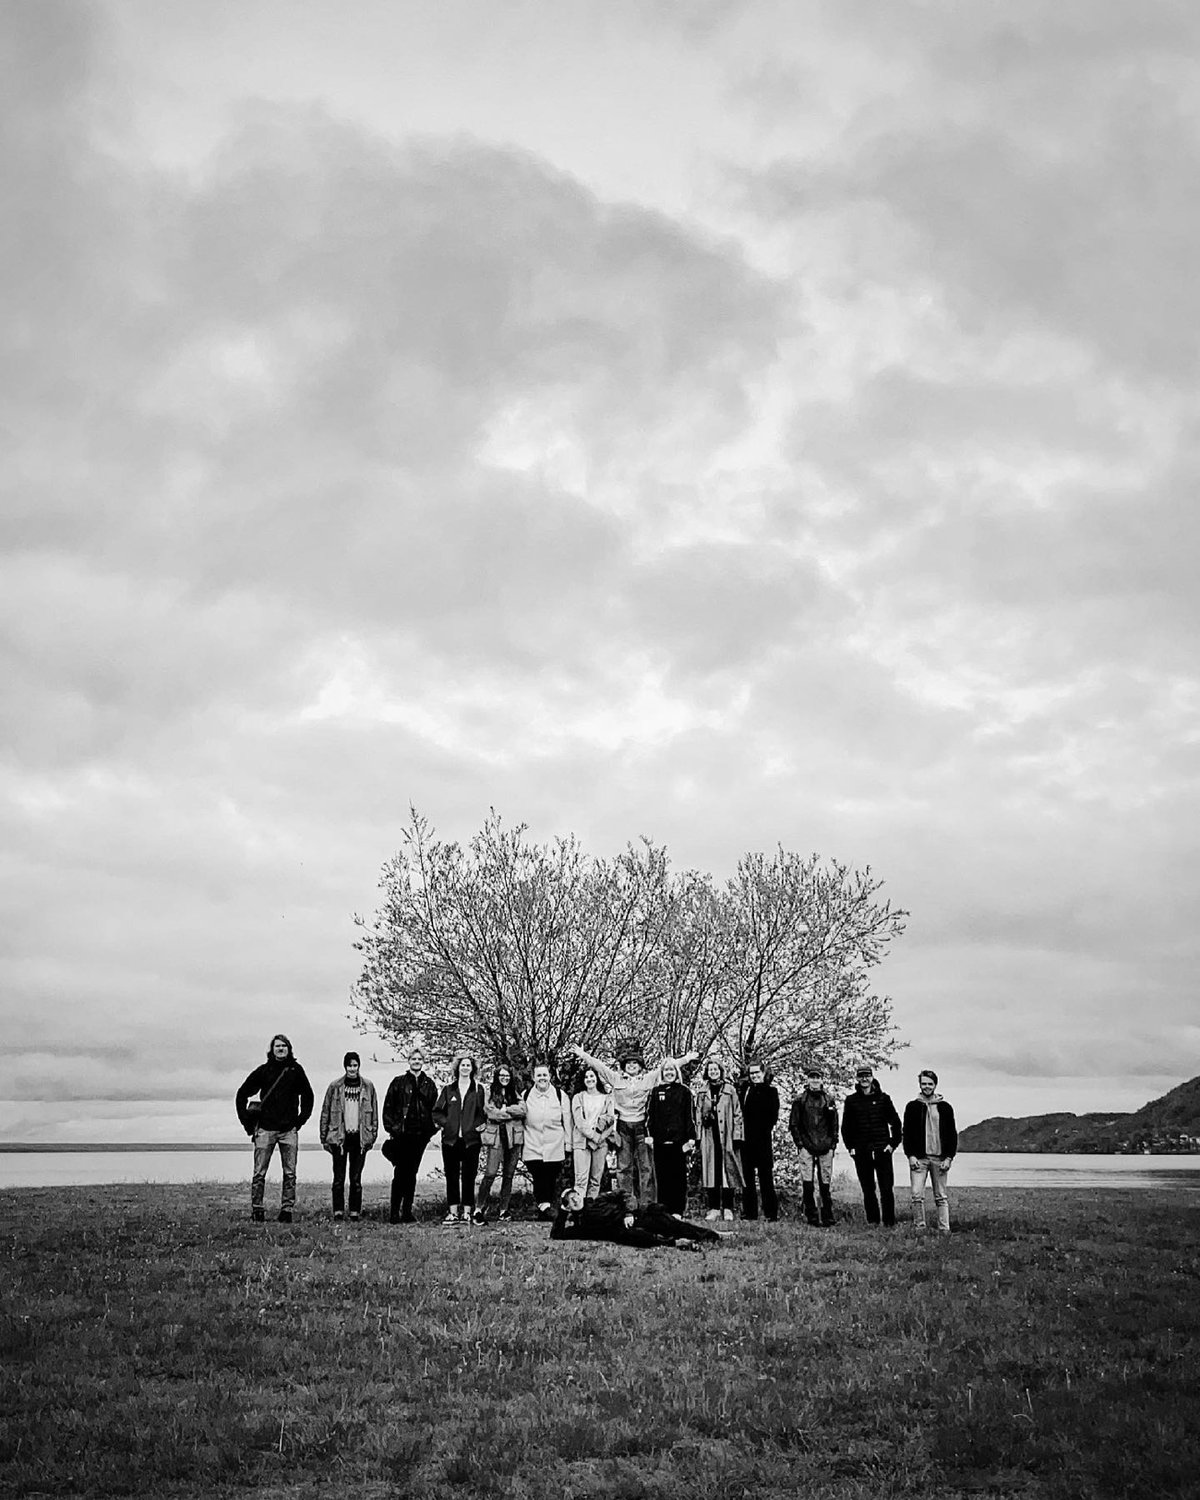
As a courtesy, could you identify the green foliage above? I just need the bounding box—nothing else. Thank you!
[352,807,907,1087]
[3,1184,1198,1498]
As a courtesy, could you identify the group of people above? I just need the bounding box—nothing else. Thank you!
[235,1036,958,1236]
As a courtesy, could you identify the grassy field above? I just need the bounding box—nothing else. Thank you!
[2,1182,1198,1500]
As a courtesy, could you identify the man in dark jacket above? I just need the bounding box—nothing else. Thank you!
[903,1069,958,1234]
[550,1188,720,1249]
[382,1049,438,1224]
[840,1063,902,1227]
[235,1034,314,1223]
[736,1061,780,1221]
[788,1065,839,1226]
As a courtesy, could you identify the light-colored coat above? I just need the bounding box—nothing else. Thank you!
[522,1085,574,1162]
[319,1076,379,1151]
[571,1089,616,1148]
[694,1081,745,1191]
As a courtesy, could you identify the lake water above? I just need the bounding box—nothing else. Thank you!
[1,1150,1198,1192]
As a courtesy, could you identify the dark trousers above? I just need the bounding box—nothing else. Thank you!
[389,1137,428,1222]
[527,1159,562,1205]
[739,1143,777,1221]
[853,1148,896,1226]
[441,1139,481,1207]
[652,1142,690,1214]
[330,1132,364,1215]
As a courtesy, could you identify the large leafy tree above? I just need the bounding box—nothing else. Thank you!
[352,809,906,1085]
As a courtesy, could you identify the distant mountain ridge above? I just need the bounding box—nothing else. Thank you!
[959,1074,1200,1153]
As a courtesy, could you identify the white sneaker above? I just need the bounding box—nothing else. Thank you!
[705,1209,720,1221]
[443,1208,459,1224]
[722,1209,735,1221]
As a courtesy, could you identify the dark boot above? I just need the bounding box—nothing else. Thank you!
[801,1182,820,1226]
[819,1183,835,1227]
[251,1207,264,1223]
[389,1177,403,1225]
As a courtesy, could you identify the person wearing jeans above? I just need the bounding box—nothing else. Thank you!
[320,1051,379,1221]
[840,1063,903,1227]
[788,1065,839,1227]
[903,1069,958,1234]
[569,1043,700,1210]
[475,1063,526,1221]
[235,1034,314,1223]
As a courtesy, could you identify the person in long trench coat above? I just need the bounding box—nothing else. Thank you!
[694,1060,744,1221]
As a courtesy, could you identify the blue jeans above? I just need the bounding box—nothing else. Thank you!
[252,1128,298,1211]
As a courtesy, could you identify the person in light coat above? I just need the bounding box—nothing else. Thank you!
[319,1051,379,1221]
[571,1067,616,1200]
[522,1062,574,1218]
[694,1060,744,1221]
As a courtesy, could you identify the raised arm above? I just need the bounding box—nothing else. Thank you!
[570,1045,621,1089]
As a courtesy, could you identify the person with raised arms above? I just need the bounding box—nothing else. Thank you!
[569,1042,701,1211]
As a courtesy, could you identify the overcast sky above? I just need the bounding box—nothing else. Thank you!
[4,0,1198,1143]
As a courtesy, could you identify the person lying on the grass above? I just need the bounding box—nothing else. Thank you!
[549,1188,721,1249]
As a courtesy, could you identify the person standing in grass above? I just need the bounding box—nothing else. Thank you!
[694,1059,744,1221]
[475,1063,527,1223]
[645,1061,696,1215]
[522,1061,574,1218]
[382,1049,438,1224]
[840,1063,903,1228]
[235,1034,314,1224]
[903,1070,958,1235]
[571,1067,616,1201]
[569,1042,701,1210]
[433,1056,487,1225]
[788,1065,839,1227]
[737,1061,780,1222]
[319,1052,378,1222]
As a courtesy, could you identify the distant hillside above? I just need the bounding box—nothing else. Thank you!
[960,1075,1200,1153]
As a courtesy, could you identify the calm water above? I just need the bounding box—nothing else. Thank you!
[1,1150,1198,1191]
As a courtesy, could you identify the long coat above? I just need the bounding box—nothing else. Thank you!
[693,1082,745,1191]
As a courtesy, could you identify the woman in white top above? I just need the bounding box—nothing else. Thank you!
[522,1062,574,1219]
[571,1067,616,1200]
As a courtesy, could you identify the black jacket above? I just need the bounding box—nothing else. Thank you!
[788,1089,839,1155]
[646,1081,695,1145]
[840,1081,902,1155]
[382,1070,438,1141]
[236,1060,314,1135]
[902,1098,958,1161]
[738,1082,780,1147]
[432,1082,487,1147]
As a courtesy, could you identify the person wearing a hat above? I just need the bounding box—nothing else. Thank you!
[788,1064,839,1227]
[903,1070,958,1234]
[319,1051,379,1221]
[840,1063,903,1228]
[569,1041,701,1210]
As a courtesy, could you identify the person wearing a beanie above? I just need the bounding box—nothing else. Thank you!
[235,1034,315,1223]
[737,1061,780,1222]
[320,1051,379,1221]
[903,1069,958,1234]
[840,1063,902,1228]
[788,1065,839,1227]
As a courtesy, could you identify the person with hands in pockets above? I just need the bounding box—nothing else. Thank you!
[903,1069,958,1235]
